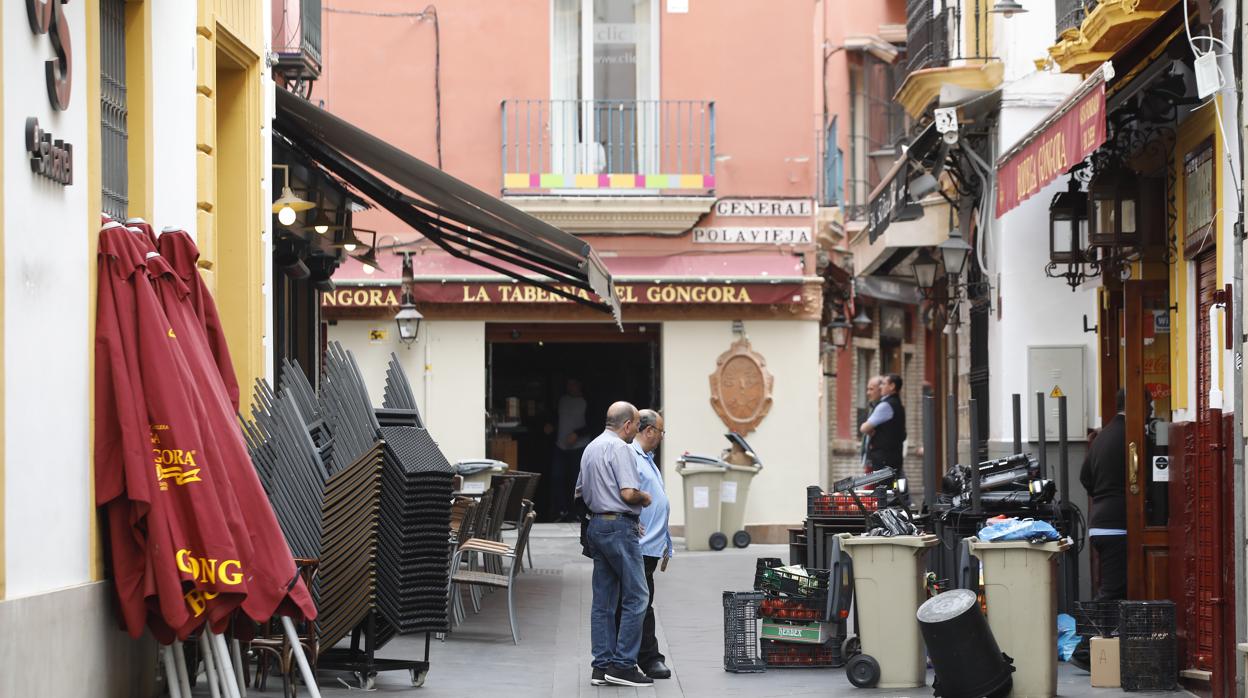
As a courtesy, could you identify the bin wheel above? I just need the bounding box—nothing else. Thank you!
[410,669,428,687]
[841,636,861,659]
[732,530,751,548]
[708,532,728,551]
[846,654,880,688]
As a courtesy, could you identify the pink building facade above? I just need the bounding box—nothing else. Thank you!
[288,0,911,537]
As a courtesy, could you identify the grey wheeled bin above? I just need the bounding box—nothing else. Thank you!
[675,456,727,551]
[838,533,938,689]
[455,459,508,494]
[968,537,1071,698]
[719,432,763,548]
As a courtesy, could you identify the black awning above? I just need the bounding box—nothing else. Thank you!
[274,88,621,322]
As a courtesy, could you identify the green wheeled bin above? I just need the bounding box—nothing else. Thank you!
[675,457,727,551]
[838,533,938,689]
[968,536,1071,698]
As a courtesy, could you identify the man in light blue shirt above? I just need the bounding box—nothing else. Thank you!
[615,409,673,679]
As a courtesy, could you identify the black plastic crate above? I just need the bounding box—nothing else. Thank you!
[761,638,840,668]
[723,591,767,673]
[1074,600,1120,638]
[1119,600,1176,641]
[1121,638,1177,692]
[755,565,831,600]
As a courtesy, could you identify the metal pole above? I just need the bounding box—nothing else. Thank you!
[283,616,323,698]
[1232,23,1245,688]
[1012,393,1022,454]
[923,394,937,509]
[1036,392,1048,480]
[969,398,981,514]
[946,393,958,469]
[1058,395,1070,506]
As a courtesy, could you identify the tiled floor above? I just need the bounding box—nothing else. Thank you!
[208,524,1191,697]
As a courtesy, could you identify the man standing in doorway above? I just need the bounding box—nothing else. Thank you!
[860,375,883,471]
[860,373,907,481]
[1079,389,1128,601]
[553,378,592,522]
[617,409,672,680]
[577,402,654,688]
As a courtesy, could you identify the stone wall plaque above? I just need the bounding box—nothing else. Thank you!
[708,337,774,435]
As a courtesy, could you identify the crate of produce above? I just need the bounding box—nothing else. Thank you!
[759,594,837,623]
[761,638,840,668]
[761,619,833,645]
[755,565,831,600]
[723,591,767,673]
[807,485,882,519]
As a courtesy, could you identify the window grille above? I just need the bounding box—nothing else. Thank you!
[101,0,128,220]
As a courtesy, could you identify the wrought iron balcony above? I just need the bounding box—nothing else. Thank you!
[906,0,950,74]
[273,0,323,83]
[1056,0,1097,40]
[501,99,715,195]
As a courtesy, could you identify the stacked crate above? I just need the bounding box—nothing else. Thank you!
[753,558,848,668]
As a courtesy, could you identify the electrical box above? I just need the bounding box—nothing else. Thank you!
[1027,346,1086,441]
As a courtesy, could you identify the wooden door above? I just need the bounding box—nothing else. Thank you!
[1192,249,1221,672]
[1124,279,1170,600]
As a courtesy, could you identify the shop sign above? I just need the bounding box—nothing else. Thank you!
[23,0,75,187]
[866,158,910,242]
[879,306,905,340]
[321,282,806,308]
[713,198,813,217]
[692,227,812,244]
[26,118,73,185]
[995,70,1107,217]
[1182,138,1215,256]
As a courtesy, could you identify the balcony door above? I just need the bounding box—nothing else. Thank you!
[552,0,658,177]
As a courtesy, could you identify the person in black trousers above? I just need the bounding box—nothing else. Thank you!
[1079,389,1130,601]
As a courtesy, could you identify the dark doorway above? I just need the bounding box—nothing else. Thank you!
[486,323,660,521]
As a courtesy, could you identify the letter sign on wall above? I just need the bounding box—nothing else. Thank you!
[27,0,74,111]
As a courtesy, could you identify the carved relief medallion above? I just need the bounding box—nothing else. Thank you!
[708,337,774,435]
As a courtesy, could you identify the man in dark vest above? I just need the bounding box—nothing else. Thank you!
[860,373,906,481]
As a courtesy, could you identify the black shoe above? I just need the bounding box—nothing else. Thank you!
[590,668,608,686]
[605,666,654,687]
[642,660,671,679]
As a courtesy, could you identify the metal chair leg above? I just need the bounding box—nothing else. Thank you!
[507,582,519,645]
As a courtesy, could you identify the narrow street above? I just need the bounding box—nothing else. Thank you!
[277,525,1177,698]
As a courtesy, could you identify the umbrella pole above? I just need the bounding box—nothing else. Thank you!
[172,640,192,698]
[199,633,223,698]
[230,637,247,697]
[210,630,243,698]
[161,645,183,698]
[281,615,322,698]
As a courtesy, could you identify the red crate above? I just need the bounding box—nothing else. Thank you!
[761,639,839,668]
[809,492,879,517]
[759,595,834,622]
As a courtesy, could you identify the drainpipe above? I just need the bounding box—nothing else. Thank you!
[1234,8,1246,690]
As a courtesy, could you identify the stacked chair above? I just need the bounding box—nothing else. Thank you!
[242,347,451,690]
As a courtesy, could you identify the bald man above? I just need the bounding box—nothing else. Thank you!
[576,401,654,687]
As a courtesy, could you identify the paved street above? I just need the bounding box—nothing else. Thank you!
[208,524,1192,697]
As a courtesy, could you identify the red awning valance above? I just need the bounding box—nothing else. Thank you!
[995,63,1112,217]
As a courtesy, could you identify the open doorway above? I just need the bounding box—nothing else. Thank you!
[486,323,660,521]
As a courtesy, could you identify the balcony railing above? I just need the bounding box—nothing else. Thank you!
[1056,0,1097,40]
[273,0,322,82]
[501,99,715,195]
[906,0,950,74]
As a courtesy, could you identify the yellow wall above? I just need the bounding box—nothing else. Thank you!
[1170,99,1224,412]
[197,0,265,414]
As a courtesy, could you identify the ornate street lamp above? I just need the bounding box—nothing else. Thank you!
[990,0,1027,18]
[938,234,973,279]
[1049,177,1088,264]
[1088,161,1140,249]
[395,297,424,345]
[828,315,851,349]
[912,248,941,293]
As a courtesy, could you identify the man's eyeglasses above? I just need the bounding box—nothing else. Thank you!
[647,426,666,436]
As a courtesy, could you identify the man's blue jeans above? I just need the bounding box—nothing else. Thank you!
[587,515,648,669]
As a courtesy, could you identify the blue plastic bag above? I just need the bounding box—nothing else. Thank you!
[1057,613,1079,661]
[977,517,1060,542]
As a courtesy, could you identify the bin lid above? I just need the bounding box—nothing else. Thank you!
[966,536,1072,553]
[836,533,938,548]
[455,459,509,475]
[917,589,978,624]
[675,460,729,475]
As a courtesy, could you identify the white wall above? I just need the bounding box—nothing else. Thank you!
[661,320,823,527]
[150,1,197,234]
[329,319,487,463]
[4,1,92,597]
[988,73,1099,444]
